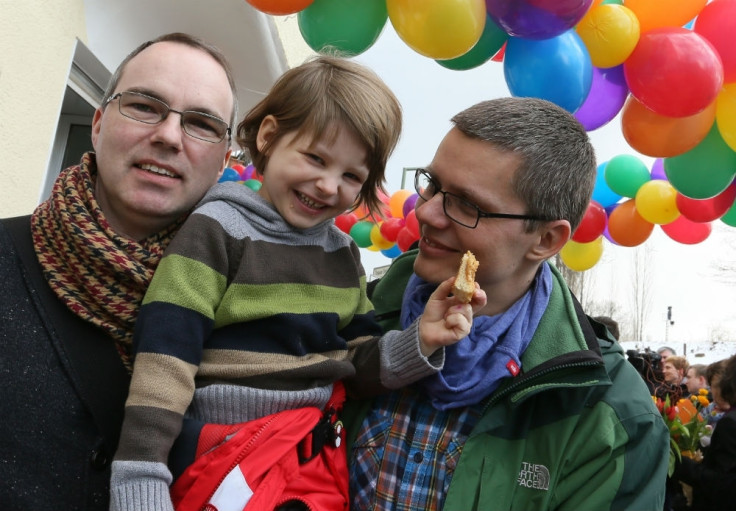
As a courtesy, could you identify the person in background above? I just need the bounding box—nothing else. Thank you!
[673,353,736,511]
[110,55,486,511]
[663,355,690,398]
[658,346,677,362]
[0,33,237,510]
[345,97,669,511]
[703,359,732,428]
[686,364,710,397]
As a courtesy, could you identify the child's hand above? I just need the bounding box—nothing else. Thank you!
[417,277,487,357]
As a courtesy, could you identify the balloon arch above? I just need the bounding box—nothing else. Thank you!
[223,0,736,271]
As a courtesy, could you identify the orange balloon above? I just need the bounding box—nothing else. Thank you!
[622,0,707,33]
[246,0,313,15]
[621,95,716,157]
[607,199,655,246]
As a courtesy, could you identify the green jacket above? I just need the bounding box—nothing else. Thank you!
[346,249,669,511]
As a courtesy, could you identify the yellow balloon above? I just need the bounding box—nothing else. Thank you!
[576,4,640,69]
[387,0,486,60]
[716,84,736,153]
[635,180,680,225]
[560,237,604,272]
[370,223,395,250]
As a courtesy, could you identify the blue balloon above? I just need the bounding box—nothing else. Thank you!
[592,162,622,208]
[219,167,241,183]
[380,244,402,259]
[503,30,593,113]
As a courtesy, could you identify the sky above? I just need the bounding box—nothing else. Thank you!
[348,22,736,348]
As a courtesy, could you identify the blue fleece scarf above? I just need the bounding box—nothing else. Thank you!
[401,263,553,410]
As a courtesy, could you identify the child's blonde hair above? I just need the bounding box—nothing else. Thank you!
[236,53,402,218]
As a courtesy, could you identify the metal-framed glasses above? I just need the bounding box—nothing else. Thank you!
[413,168,551,229]
[104,91,231,143]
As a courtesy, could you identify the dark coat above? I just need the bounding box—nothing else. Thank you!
[0,216,130,510]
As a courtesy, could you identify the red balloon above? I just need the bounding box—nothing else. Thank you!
[623,27,724,118]
[491,42,506,62]
[661,215,712,244]
[334,212,358,234]
[405,209,420,238]
[396,227,419,252]
[676,183,736,223]
[379,217,405,242]
[694,0,736,84]
[246,0,313,15]
[572,200,607,243]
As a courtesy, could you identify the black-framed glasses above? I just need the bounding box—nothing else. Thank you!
[413,168,551,229]
[104,91,231,143]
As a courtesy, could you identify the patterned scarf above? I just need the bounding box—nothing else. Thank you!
[31,152,183,371]
[401,263,553,410]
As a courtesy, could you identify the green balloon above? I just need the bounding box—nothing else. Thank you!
[664,123,736,199]
[298,0,387,56]
[436,14,508,71]
[349,220,374,248]
[720,200,736,227]
[243,179,262,191]
[604,154,650,198]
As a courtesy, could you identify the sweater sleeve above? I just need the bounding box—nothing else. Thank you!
[110,212,230,511]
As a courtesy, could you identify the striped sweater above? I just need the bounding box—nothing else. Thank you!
[110,182,441,511]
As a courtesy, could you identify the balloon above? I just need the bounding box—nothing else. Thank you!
[350,221,374,248]
[572,200,607,243]
[676,183,736,222]
[560,237,604,272]
[634,180,680,225]
[592,161,623,207]
[694,0,736,84]
[396,226,418,252]
[504,30,593,113]
[387,0,486,60]
[621,94,716,158]
[388,189,413,218]
[661,215,712,244]
[664,123,736,199]
[381,244,402,258]
[219,167,241,182]
[607,199,654,247]
[402,194,419,218]
[716,84,736,153]
[485,0,594,40]
[604,154,650,198]
[491,42,506,62]
[436,14,508,70]
[574,65,628,131]
[241,164,255,181]
[721,199,736,227]
[405,209,420,238]
[298,0,388,56]
[335,212,358,234]
[370,223,395,250]
[623,0,707,34]
[243,179,262,191]
[650,158,666,180]
[623,27,724,118]
[379,216,405,242]
[576,4,640,68]
[246,0,313,15]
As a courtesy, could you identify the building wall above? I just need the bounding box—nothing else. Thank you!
[0,0,87,217]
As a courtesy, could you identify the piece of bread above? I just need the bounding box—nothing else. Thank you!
[452,251,479,303]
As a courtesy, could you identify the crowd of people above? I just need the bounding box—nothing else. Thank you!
[0,30,731,511]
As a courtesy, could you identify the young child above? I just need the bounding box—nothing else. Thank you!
[110,55,484,511]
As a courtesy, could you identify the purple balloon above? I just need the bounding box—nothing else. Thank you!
[574,65,628,131]
[486,0,594,40]
[402,193,419,218]
[650,158,666,180]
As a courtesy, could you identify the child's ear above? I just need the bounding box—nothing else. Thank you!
[256,115,278,153]
[528,219,571,262]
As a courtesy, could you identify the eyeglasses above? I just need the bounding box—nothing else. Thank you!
[413,168,551,229]
[104,91,231,143]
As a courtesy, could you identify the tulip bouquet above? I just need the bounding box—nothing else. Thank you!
[653,389,710,476]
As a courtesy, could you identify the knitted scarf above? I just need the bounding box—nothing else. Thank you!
[31,152,183,371]
[401,263,553,410]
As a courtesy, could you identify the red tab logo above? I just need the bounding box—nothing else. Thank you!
[506,360,520,376]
